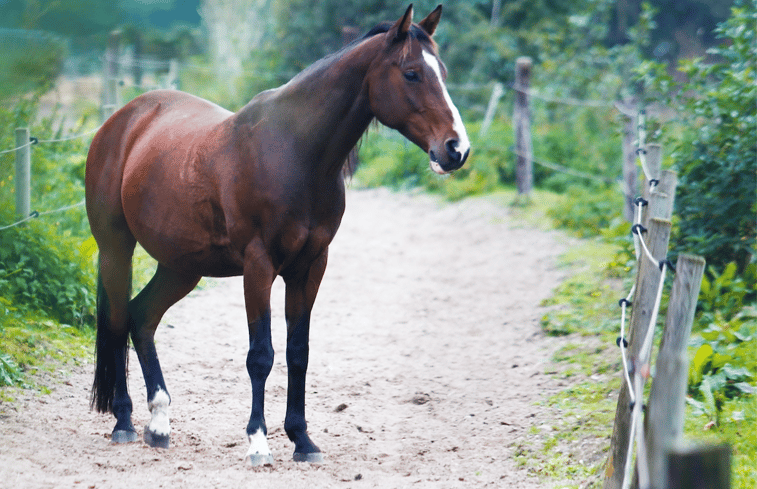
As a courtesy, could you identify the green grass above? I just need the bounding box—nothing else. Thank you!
[516,207,757,489]
[0,311,93,404]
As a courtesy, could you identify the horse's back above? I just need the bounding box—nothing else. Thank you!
[86,90,231,196]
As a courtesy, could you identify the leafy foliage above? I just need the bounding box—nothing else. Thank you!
[640,1,756,272]
[0,219,95,327]
[0,101,96,327]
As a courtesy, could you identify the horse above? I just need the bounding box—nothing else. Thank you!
[85,4,469,466]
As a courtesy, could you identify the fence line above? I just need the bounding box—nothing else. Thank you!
[0,126,101,155]
[0,200,86,232]
[1,124,98,231]
[510,83,616,108]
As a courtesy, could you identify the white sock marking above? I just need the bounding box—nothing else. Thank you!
[148,388,171,436]
[245,429,272,460]
[422,50,471,159]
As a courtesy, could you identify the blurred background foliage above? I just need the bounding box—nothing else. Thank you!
[0,0,754,485]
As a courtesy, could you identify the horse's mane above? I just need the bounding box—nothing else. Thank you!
[290,21,436,179]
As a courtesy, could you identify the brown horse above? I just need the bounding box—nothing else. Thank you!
[86,4,469,465]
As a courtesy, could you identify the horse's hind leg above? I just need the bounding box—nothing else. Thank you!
[92,229,138,443]
[128,264,200,448]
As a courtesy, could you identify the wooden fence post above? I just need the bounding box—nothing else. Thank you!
[14,127,31,218]
[166,59,180,90]
[480,82,503,137]
[667,445,731,489]
[621,109,637,222]
[645,170,678,227]
[645,254,706,489]
[103,30,121,122]
[513,56,533,198]
[604,217,672,489]
[642,143,662,203]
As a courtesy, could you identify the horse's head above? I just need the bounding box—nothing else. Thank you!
[366,5,470,174]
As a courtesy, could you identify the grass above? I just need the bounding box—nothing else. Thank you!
[504,235,625,488]
[0,312,93,404]
[505,197,757,489]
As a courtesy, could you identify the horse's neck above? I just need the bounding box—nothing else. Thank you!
[236,39,378,176]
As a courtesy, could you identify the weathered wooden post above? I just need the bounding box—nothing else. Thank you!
[667,445,731,489]
[513,56,533,199]
[167,59,180,90]
[604,217,672,489]
[480,82,504,137]
[102,30,121,122]
[642,143,662,202]
[14,127,31,218]
[133,30,143,87]
[645,170,677,228]
[621,108,637,222]
[645,254,706,489]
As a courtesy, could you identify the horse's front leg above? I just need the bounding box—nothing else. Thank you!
[283,250,328,463]
[242,244,276,466]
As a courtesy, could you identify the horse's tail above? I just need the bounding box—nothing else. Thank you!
[90,260,131,413]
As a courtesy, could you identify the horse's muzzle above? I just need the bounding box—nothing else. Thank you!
[429,138,469,174]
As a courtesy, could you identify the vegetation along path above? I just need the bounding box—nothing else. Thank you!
[0,187,580,488]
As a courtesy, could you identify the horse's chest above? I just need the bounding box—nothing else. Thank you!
[274,223,335,276]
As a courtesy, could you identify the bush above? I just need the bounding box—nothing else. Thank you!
[0,218,95,327]
[0,100,96,327]
[640,1,756,272]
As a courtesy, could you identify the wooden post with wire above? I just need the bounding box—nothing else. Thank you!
[513,56,533,200]
[645,254,706,489]
[102,30,121,122]
[667,444,731,489]
[604,217,672,489]
[621,109,637,222]
[14,127,31,218]
[480,82,503,137]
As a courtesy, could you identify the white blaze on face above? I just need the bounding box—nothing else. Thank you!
[148,387,171,436]
[422,50,471,170]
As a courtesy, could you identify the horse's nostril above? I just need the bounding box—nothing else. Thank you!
[445,139,460,159]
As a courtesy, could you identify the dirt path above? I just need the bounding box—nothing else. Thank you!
[0,188,571,488]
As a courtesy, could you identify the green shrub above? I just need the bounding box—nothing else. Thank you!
[0,218,95,327]
[546,186,625,238]
[640,2,756,272]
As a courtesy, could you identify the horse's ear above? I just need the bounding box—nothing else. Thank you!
[388,4,414,42]
[418,5,442,36]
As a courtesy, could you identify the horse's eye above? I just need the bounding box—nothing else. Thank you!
[403,71,420,82]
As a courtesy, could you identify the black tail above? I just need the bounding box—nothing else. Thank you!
[90,265,131,413]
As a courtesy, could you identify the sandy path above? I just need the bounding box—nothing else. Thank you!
[0,188,570,488]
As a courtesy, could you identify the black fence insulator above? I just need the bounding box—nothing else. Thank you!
[618,298,632,307]
[29,210,39,218]
[616,336,629,348]
[648,179,659,187]
[631,224,647,236]
[634,197,648,207]
[29,136,38,145]
[635,147,647,155]
[628,401,648,413]
[660,259,676,273]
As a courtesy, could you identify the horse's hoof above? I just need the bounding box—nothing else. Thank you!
[111,429,139,444]
[247,453,274,467]
[293,451,324,463]
[143,425,170,448]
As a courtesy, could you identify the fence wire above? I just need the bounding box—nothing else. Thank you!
[615,110,673,489]
[1,124,97,231]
